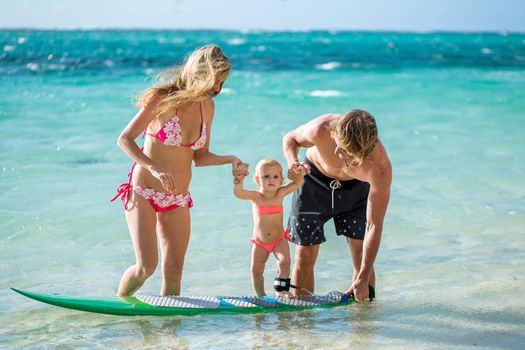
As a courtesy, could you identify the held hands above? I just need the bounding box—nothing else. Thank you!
[149,165,177,193]
[289,161,310,175]
[232,157,249,184]
[287,161,309,184]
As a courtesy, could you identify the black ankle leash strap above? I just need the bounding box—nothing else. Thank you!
[273,278,291,292]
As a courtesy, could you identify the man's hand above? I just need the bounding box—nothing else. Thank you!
[289,161,311,175]
[345,277,370,303]
[286,161,309,184]
[287,168,304,184]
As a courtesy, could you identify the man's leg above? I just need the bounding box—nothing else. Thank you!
[292,244,320,296]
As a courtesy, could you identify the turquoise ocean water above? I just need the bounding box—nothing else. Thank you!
[1,30,524,349]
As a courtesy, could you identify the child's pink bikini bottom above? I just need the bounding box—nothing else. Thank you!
[251,229,291,253]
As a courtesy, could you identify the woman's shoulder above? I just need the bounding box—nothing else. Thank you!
[134,94,167,123]
[200,98,215,120]
[152,92,170,106]
[202,98,215,110]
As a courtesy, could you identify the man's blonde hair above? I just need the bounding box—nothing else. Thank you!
[332,109,378,167]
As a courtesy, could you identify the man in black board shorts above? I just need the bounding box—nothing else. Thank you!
[283,109,392,303]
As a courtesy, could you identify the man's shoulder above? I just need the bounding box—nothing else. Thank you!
[312,113,340,125]
[375,140,392,167]
[307,113,340,138]
[369,142,392,188]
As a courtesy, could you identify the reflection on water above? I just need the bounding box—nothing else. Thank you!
[129,318,189,350]
[3,298,525,349]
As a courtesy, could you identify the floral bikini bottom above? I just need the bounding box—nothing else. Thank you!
[133,186,193,212]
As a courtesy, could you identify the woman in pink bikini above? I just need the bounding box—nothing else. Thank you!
[233,158,306,297]
[112,45,245,296]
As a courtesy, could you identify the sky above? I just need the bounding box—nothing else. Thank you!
[1,0,524,32]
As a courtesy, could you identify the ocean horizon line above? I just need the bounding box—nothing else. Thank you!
[1,27,523,35]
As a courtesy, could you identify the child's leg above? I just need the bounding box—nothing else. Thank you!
[273,239,291,279]
[251,245,270,296]
[273,239,292,297]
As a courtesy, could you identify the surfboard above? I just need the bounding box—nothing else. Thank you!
[11,288,353,316]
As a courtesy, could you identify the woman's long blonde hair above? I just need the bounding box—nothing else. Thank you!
[136,45,231,116]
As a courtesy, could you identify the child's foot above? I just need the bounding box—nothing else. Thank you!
[275,291,294,298]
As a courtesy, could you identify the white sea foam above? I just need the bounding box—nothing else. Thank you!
[228,38,246,45]
[314,38,332,44]
[315,62,342,70]
[26,63,39,71]
[46,64,66,71]
[309,90,344,97]
[250,45,266,52]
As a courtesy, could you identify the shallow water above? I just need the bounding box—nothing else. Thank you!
[1,30,524,349]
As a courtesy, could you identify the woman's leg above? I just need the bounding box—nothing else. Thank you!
[157,206,191,295]
[117,191,158,296]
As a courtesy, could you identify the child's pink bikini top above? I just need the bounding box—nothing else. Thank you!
[147,102,206,151]
[255,205,284,215]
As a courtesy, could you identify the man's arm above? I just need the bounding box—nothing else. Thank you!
[282,115,329,172]
[347,161,392,302]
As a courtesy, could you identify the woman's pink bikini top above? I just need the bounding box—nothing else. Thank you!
[147,102,206,151]
[255,205,284,215]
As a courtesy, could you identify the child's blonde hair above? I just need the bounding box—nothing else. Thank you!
[254,158,284,184]
[331,109,378,167]
[136,45,231,116]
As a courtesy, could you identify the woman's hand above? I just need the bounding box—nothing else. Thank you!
[231,157,243,174]
[232,157,246,175]
[232,157,249,184]
[233,163,249,184]
[149,165,177,193]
